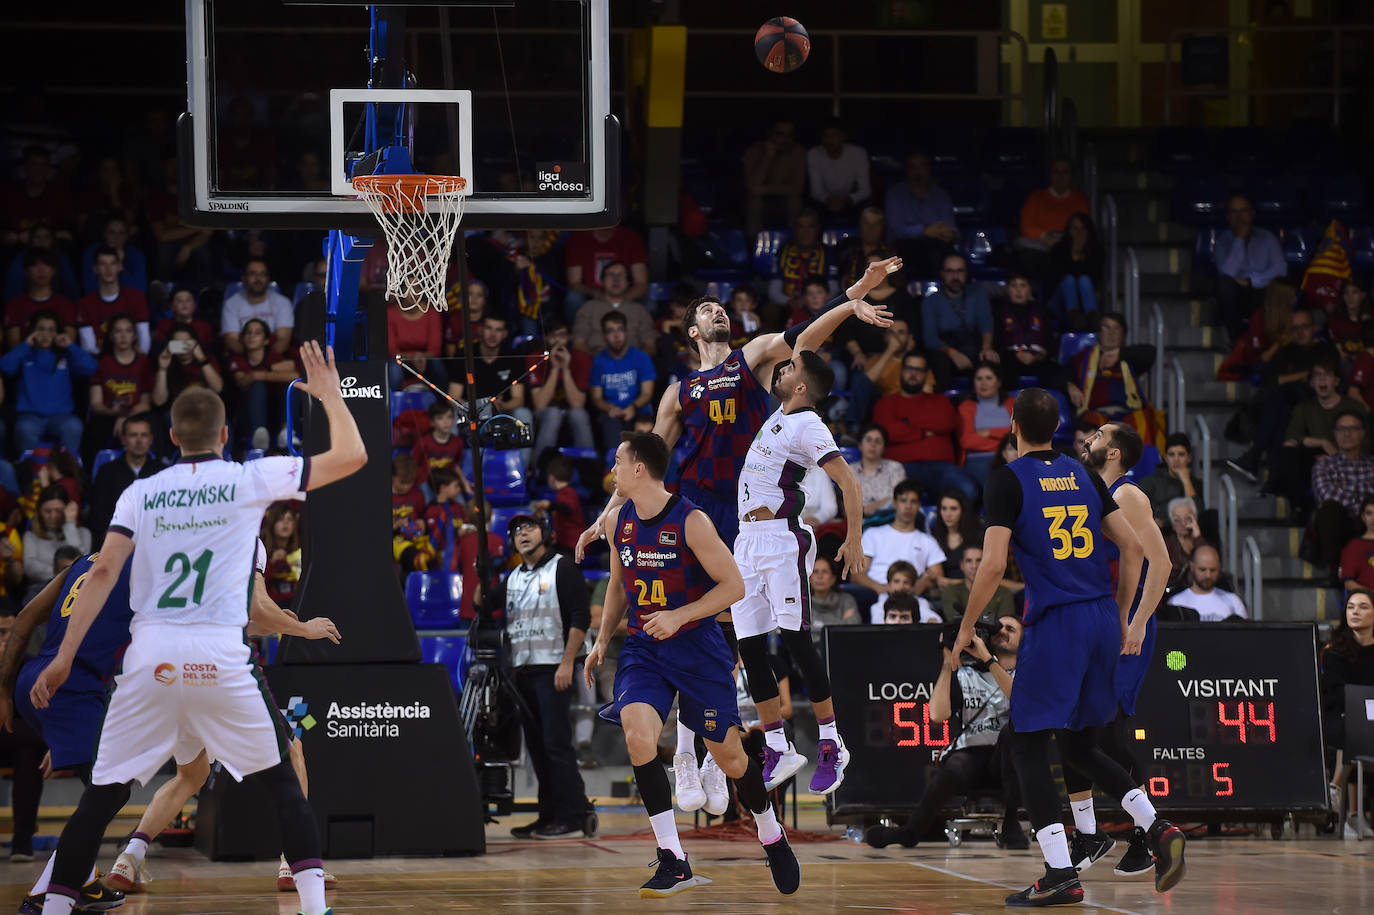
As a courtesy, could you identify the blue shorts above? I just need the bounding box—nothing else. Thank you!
[15,661,108,771]
[599,624,742,741]
[1010,597,1121,733]
[1114,609,1157,717]
[680,484,739,550]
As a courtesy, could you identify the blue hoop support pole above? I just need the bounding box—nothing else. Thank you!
[285,378,305,458]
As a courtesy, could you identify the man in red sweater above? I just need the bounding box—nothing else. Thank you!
[873,351,979,503]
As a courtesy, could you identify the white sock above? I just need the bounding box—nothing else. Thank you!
[40,893,75,915]
[675,721,695,757]
[293,866,327,915]
[1071,798,1097,835]
[753,803,782,845]
[29,854,56,896]
[1035,823,1073,870]
[125,837,149,862]
[764,722,788,753]
[818,719,839,743]
[1120,788,1158,830]
[649,809,684,860]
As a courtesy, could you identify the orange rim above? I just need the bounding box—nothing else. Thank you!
[351,174,466,213]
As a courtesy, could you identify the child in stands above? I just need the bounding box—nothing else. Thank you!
[392,454,433,574]
[412,400,470,494]
[534,455,585,554]
[424,467,466,569]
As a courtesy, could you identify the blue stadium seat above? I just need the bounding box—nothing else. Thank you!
[1058,333,1097,366]
[704,280,737,302]
[1194,228,1219,275]
[244,448,265,462]
[752,230,790,277]
[1248,175,1300,224]
[1172,174,1229,226]
[511,334,538,351]
[292,281,316,305]
[1047,388,1075,444]
[489,505,525,537]
[91,448,123,479]
[700,228,750,276]
[926,132,978,176]
[647,281,674,306]
[1125,445,1162,482]
[420,635,468,693]
[919,504,938,533]
[482,449,527,506]
[1350,225,1374,273]
[1278,225,1318,269]
[405,572,465,629]
[964,227,1007,280]
[838,446,860,464]
[1310,173,1369,221]
[1150,128,1211,175]
[943,378,971,397]
[584,569,611,581]
[821,227,857,248]
[982,127,1042,176]
[391,389,434,422]
[1277,126,1345,175]
[223,281,243,302]
[944,175,993,226]
[1218,128,1274,175]
[907,279,941,298]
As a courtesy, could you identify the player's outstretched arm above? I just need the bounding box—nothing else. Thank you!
[823,457,869,580]
[949,525,1010,670]
[1102,509,1145,651]
[30,535,133,708]
[246,572,340,643]
[295,340,368,491]
[585,542,631,687]
[0,568,66,729]
[1115,485,1171,652]
[643,510,745,641]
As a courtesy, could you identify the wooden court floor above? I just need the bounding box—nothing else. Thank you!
[2,806,1371,913]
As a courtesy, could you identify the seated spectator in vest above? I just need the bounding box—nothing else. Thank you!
[1136,432,1201,525]
[1162,496,1211,595]
[743,119,807,239]
[77,246,150,354]
[958,363,1014,487]
[221,257,294,355]
[931,489,985,569]
[412,400,470,493]
[227,318,298,452]
[1339,498,1374,593]
[1017,156,1090,252]
[1310,409,1374,570]
[837,206,895,288]
[571,261,655,356]
[993,273,1061,392]
[768,208,835,309]
[937,543,1014,622]
[2,146,75,245]
[884,150,958,275]
[1047,212,1104,330]
[807,118,871,220]
[152,287,217,351]
[1328,279,1372,356]
[1166,544,1248,622]
[1321,589,1374,838]
[81,215,147,293]
[848,318,915,427]
[1274,358,1367,517]
[808,555,859,650]
[3,223,78,301]
[1216,281,1298,382]
[86,413,160,546]
[0,310,98,456]
[1067,311,1164,450]
[1215,193,1286,341]
[851,481,946,613]
[5,249,77,349]
[260,502,302,606]
[82,315,153,466]
[562,224,649,314]
[922,254,997,385]
[874,351,980,502]
[533,455,586,554]
[589,312,656,451]
[528,319,594,467]
[423,467,468,570]
[22,485,90,586]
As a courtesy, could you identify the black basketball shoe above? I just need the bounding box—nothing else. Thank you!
[1069,831,1116,871]
[763,829,801,895]
[1005,864,1084,907]
[1147,819,1187,893]
[1113,827,1154,876]
[639,848,709,898]
[509,819,549,839]
[21,880,128,914]
[865,824,918,849]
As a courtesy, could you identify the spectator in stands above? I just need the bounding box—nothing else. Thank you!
[82,315,153,467]
[152,287,216,351]
[533,455,586,554]
[455,502,507,620]
[958,362,1014,486]
[86,413,159,546]
[80,215,147,294]
[874,351,980,502]
[151,327,224,442]
[801,462,840,533]
[22,485,90,585]
[1321,589,1374,839]
[76,247,151,355]
[3,223,78,302]
[260,503,302,606]
[221,258,294,355]
[1067,312,1163,450]
[0,605,47,862]
[1328,279,1371,355]
[993,272,1061,391]
[412,400,470,492]
[937,544,1014,622]
[1071,419,1096,457]
[145,155,216,290]
[571,262,655,356]
[0,517,22,610]
[743,119,807,238]
[807,119,871,220]
[882,592,919,625]
[1340,497,1374,593]
[865,614,1025,849]
[227,318,298,452]
[387,297,448,394]
[1166,544,1246,622]
[1018,156,1090,252]
[443,278,491,355]
[1215,193,1287,341]
[1047,212,1104,329]
[873,560,940,623]
[769,209,834,308]
[849,423,907,519]
[1137,432,1201,524]
[852,480,945,607]
[1162,496,1210,596]
[727,285,763,338]
[931,489,984,568]
[855,249,918,331]
[5,249,77,349]
[2,146,75,244]
[1217,281,1298,382]
[808,555,859,650]
[837,206,894,288]
[991,432,1019,471]
[423,467,467,569]
[391,454,434,575]
[1,311,97,456]
[562,225,650,314]
[589,312,656,450]
[922,254,996,384]
[1274,358,1367,517]
[1310,409,1374,570]
[884,150,958,275]
[529,319,594,467]
[848,318,914,427]
[453,313,534,435]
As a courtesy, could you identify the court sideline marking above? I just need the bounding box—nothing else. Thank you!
[908,861,1146,915]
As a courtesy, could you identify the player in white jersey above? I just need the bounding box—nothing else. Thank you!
[733,347,866,795]
[29,341,366,915]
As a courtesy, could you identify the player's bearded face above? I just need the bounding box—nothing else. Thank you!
[695,307,730,344]
[1081,430,1108,468]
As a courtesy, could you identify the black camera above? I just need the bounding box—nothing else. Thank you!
[479,414,533,451]
[940,611,1004,666]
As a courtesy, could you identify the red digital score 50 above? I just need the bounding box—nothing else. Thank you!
[890,701,951,748]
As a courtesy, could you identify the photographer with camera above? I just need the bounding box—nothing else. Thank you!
[866,615,1027,849]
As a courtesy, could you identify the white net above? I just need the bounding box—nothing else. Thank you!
[352,174,467,313]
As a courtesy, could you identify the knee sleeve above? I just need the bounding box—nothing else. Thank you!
[733,756,771,815]
[779,629,830,703]
[51,781,133,894]
[1010,728,1063,832]
[737,634,779,704]
[251,759,322,868]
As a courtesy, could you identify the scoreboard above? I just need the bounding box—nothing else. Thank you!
[825,623,1328,818]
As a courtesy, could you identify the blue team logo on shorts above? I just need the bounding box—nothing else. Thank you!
[281,696,318,738]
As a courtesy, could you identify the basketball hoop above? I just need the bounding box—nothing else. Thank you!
[352,173,467,313]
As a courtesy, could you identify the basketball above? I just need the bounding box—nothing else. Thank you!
[754,17,810,73]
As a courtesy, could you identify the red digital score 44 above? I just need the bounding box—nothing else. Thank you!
[891,702,951,749]
[1216,700,1276,743]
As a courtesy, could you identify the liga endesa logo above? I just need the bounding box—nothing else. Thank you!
[535,161,589,196]
[153,663,177,685]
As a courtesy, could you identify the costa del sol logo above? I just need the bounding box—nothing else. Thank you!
[153,663,176,686]
[281,696,318,739]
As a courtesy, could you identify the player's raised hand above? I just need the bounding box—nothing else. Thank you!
[29,658,71,710]
[853,299,894,329]
[835,535,868,581]
[301,616,342,644]
[295,340,342,402]
[849,255,903,299]
[584,640,606,688]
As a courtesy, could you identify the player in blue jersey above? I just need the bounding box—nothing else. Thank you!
[1063,422,1171,876]
[585,432,799,899]
[951,390,1186,907]
[577,256,900,808]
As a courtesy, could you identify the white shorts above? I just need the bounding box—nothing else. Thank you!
[731,518,817,640]
[91,625,288,787]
